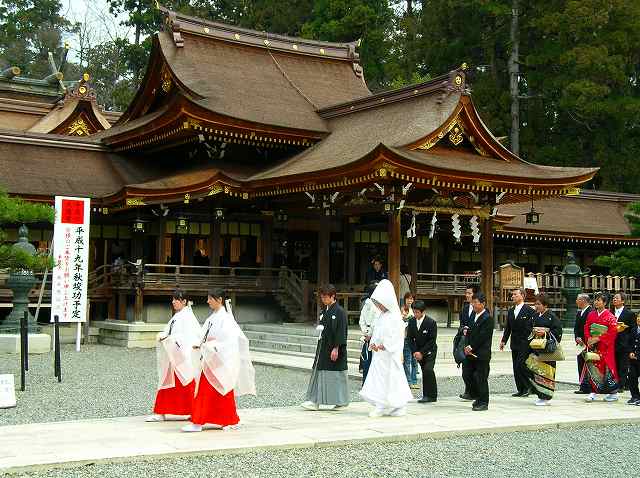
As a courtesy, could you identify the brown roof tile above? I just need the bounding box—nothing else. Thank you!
[498,196,634,236]
[0,134,124,198]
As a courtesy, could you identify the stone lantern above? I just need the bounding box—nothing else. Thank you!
[560,251,583,328]
[4,225,38,332]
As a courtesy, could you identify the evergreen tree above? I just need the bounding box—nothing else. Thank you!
[0,190,54,272]
[595,202,640,276]
[0,0,77,77]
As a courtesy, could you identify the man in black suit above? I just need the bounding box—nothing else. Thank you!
[463,293,494,411]
[458,285,477,400]
[407,300,438,403]
[500,287,534,397]
[613,292,636,391]
[627,313,640,405]
[573,293,592,394]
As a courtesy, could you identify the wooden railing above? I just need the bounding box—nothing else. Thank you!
[415,272,481,296]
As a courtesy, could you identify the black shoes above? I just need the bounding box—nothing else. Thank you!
[418,397,437,403]
[512,391,530,397]
[472,403,488,411]
[574,390,589,394]
[459,393,474,401]
[626,398,640,405]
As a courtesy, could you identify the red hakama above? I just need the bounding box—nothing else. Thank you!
[191,375,240,426]
[153,372,195,415]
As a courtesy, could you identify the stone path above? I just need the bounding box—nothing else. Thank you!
[2,391,639,473]
[250,349,582,383]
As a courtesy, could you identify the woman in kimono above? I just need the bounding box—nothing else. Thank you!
[146,289,202,422]
[182,289,256,432]
[525,294,562,406]
[583,291,620,402]
[360,280,413,417]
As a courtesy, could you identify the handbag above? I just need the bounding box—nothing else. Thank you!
[585,351,601,362]
[536,343,565,361]
[529,331,547,350]
[544,332,558,353]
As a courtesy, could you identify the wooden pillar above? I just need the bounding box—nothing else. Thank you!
[118,292,128,322]
[208,221,221,268]
[430,237,439,273]
[388,212,401,297]
[318,215,330,285]
[134,287,144,322]
[408,237,418,295]
[481,217,494,313]
[156,218,167,264]
[262,216,274,269]
[345,219,356,287]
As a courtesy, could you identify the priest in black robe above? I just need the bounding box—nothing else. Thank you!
[302,284,350,410]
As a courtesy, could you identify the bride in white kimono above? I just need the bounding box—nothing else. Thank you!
[359,279,413,417]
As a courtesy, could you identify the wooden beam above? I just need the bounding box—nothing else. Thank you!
[388,212,401,297]
[481,217,494,312]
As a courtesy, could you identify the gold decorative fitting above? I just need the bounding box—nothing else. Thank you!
[292,44,298,50]
[454,75,463,86]
[126,198,146,206]
[234,33,240,40]
[461,62,468,70]
[78,85,87,94]
[242,192,249,199]
[160,65,172,93]
[449,126,464,146]
[319,48,325,55]
[68,118,90,136]
[82,72,90,81]
[378,168,387,177]
[102,208,109,215]
[208,185,223,196]
[204,27,210,33]
[565,187,581,196]
[264,39,271,46]
[184,193,191,204]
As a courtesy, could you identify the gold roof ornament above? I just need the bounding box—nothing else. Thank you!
[68,118,90,136]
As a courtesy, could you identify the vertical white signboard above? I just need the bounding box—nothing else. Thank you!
[0,374,16,409]
[51,197,90,326]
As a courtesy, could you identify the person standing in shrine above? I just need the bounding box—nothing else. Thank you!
[365,256,388,284]
[182,289,256,432]
[583,292,620,402]
[612,292,636,391]
[407,300,438,403]
[573,293,593,394]
[401,292,419,389]
[499,287,535,397]
[360,280,413,416]
[457,285,477,400]
[302,284,350,410]
[463,293,493,411]
[627,312,640,405]
[146,289,202,422]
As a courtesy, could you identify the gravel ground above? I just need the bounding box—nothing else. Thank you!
[1,344,523,426]
[7,423,640,478]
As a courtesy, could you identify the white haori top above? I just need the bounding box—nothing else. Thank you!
[199,302,256,397]
[156,305,202,390]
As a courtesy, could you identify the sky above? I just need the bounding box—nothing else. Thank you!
[62,0,134,62]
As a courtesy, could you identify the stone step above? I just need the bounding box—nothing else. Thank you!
[243,330,362,348]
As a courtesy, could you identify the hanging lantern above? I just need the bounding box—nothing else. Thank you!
[132,219,146,233]
[176,216,189,234]
[524,197,542,224]
[214,207,225,220]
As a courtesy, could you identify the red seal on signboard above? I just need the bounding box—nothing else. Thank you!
[60,199,85,224]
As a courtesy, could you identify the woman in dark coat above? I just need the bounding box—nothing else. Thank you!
[526,293,563,406]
